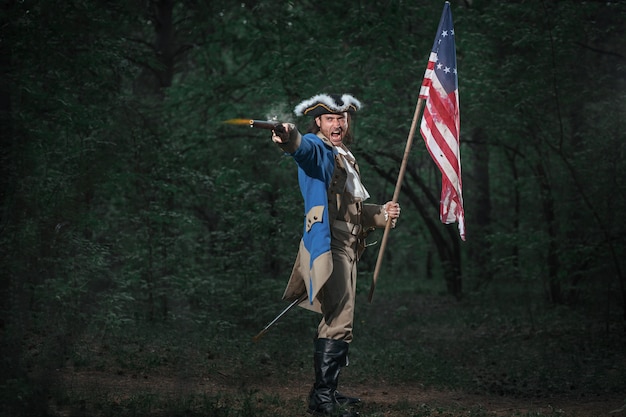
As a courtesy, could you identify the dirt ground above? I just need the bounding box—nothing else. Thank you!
[54,367,625,417]
[45,295,625,416]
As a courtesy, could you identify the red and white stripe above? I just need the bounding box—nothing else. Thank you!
[419,52,465,241]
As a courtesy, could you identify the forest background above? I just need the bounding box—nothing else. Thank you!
[1,1,625,416]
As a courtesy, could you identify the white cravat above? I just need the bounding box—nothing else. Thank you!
[336,146,370,202]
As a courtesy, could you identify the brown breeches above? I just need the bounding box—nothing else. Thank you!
[316,227,358,343]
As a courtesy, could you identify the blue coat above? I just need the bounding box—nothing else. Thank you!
[278,131,389,312]
[281,132,336,309]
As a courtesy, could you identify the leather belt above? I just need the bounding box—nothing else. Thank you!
[333,220,361,236]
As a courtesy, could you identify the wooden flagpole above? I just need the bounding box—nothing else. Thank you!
[368,96,425,302]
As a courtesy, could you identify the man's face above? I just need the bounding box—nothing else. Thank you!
[316,113,348,146]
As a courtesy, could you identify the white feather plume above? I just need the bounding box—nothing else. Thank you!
[293,93,362,116]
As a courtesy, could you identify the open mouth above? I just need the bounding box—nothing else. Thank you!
[330,130,342,140]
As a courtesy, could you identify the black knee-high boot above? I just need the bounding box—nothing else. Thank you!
[308,338,360,416]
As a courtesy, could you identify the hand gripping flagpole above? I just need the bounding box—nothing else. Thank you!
[368,97,425,303]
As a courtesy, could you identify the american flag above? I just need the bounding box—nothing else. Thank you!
[419,1,465,241]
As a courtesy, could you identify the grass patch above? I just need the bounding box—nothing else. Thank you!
[3,283,624,417]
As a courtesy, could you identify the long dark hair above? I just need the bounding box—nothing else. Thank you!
[306,113,355,146]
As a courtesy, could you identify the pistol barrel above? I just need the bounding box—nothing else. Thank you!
[250,120,281,130]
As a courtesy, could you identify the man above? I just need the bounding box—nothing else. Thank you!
[271,93,400,416]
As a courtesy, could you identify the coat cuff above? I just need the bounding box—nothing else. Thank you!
[277,130,302,154]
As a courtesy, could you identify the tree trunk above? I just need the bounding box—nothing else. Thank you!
[467,127,492,287]
[536,163,562,304]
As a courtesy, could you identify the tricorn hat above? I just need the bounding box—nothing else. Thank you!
[294,93,362,118]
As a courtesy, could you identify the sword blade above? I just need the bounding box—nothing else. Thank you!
[252,292,307,342]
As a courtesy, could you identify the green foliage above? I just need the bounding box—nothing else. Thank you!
[1,1,626,416]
